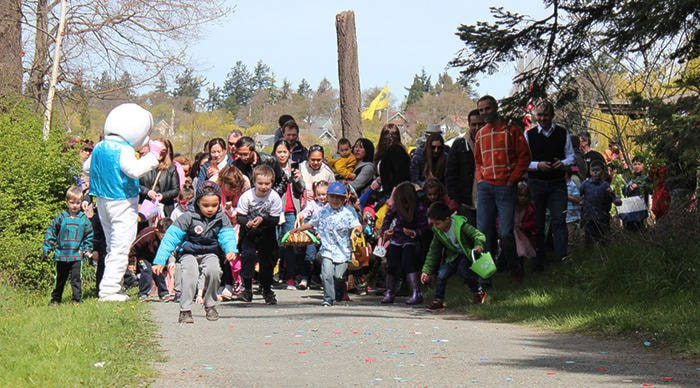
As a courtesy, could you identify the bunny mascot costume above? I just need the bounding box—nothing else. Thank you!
[84,103,165,301]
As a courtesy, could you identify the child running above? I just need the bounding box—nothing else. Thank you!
[327,138,357,179]
[43,186,94,305]
[152,181,237,323]
[421,202,487,310]
[237,165,283,305]
[295,180,329,290]
[290,182,361,306]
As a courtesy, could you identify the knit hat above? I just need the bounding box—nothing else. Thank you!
[196,180,222,202]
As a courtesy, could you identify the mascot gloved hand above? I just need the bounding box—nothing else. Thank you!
[83,103,162,301]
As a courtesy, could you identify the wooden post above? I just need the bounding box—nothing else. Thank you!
[0,0,22,97]
[335,10,363,142]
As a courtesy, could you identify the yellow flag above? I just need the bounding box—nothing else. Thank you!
[361,84,389,120]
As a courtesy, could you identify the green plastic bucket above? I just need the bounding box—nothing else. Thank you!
[470,250,497,279]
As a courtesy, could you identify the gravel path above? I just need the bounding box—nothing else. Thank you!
[151,289,698,387]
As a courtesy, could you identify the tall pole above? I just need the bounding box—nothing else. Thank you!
[42,0,67,140]
[335,10,363,143]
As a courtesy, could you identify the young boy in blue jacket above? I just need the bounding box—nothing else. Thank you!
[153,181,237,323]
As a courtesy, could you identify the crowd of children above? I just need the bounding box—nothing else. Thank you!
[43,104,663,323]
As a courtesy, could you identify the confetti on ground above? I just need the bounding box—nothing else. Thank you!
[643,341,652,346]
[565,361,575,364]
[294,342,302,345]
[432,356,448,359]
[663,377,673,381]
[229,325,235,328]
[546,372,557,375]
[622,380,633,383]
[352,331,359,334]
[409,331,422,335]
[93,362,105,368]
[479,358,489,361]
[504,377,513,381]
[323,341,331,343]
[536,356,546,359]
[600,351,609,354]
[432,339,448,343]
[597,368,607,371]
[642,384,653,387]
[334,331,342,334]
[400,345,408,348]
[471,380,480,383]
[365,359,374,363]
[264,343,272,345]
[298,351,306,354]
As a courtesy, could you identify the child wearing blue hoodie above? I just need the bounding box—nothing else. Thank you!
[153,181,237,323]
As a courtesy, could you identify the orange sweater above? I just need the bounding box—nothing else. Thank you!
[474,121,530,186]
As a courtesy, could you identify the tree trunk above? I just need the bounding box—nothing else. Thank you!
[42,0,68,140]
[335,11,363,143]
[28,0,51,109]
[0,0,22,97]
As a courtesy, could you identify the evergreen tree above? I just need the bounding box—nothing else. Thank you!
[172,68,204,99]
[279,78,292,100]
[296,78,312,98]
[251,59,274,91]
[222,61,253,110]
[155,74,168,94]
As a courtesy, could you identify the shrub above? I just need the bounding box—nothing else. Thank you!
[0,99,77,288]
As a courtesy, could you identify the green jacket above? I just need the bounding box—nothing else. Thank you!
[422,215,486,275]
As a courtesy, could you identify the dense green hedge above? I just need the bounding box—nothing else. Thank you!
[0,100,77,288]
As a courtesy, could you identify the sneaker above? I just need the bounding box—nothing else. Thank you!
[49,300,59,306]
[174,293,181,303]
[286,279,297,290]
[240,290,253,302]
[178,310,194,323]
[263,290,277,305]
[98,292,130,302]
[162,294,176,303]
[232,282,242,295]
[138,295,151,302]
[297,278,308,290]
[205,306,219,321]
[428,300,445,311]
[321,299,333,306]
[473,290,487,305]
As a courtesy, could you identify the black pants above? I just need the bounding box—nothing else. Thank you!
[584,219,610,246]
[51,261,82,303]
[138,259,169,298]
[240,229,277,291]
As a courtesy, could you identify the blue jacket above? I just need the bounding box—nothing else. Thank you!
[153,197,237,266]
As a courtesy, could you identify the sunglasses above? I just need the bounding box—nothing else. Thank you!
[309,145,324,153]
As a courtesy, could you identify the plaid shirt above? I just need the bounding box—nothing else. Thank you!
[475,121,531,186]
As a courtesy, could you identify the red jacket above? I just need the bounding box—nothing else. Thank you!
[475,121,531,186]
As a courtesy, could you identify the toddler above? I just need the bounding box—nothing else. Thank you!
[43,186,94,305]
[152,181,237,323]
[128,217,173,301]
[291,182,361,306]
[327,138,357,179]
[421,202,486,310]
[514,181,536,277]
[295,180,329,289]
[565,168,582,249]
[170,187,194,222]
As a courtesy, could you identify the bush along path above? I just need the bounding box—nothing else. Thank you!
[151,289,699,387]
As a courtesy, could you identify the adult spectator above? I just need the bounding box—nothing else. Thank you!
[525,101,575,271]
[233,136,288,196]
[281,119,308,164]
[410,124,443,185]
[474,95,530,282]
[197,138,234,184]
[139,138,180,217]
[348,138,376,194]
[227,129,243,161]
[299,144,335,202]
[374,123,410,197]
[579,132,605,176]
[446,109,483,223]
[274,114,295,143]
[422,132,448,183]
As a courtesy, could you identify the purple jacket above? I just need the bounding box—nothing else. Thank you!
[380,202,428,245]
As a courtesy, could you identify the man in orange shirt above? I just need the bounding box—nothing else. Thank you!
[474,95,531,282]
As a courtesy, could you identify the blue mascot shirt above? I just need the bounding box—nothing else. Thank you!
[90,139,140,200]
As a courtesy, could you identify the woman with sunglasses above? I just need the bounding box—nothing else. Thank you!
[422,133,449,183]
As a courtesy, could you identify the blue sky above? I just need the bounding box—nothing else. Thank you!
[190,1,547,103]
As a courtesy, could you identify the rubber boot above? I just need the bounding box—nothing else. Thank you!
[381,274,395,304]
[405,272,423,305]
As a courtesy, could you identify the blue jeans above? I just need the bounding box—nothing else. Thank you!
[137,259,169,298]
[476,181,520,274]
[529,178,568,266]
[321,258,347,301]
[434,254,480,301]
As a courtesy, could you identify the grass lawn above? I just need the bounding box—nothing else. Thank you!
[0,281,162,386]
[434,258,699,358]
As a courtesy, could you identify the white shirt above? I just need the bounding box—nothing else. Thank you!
[525,123,576,171]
